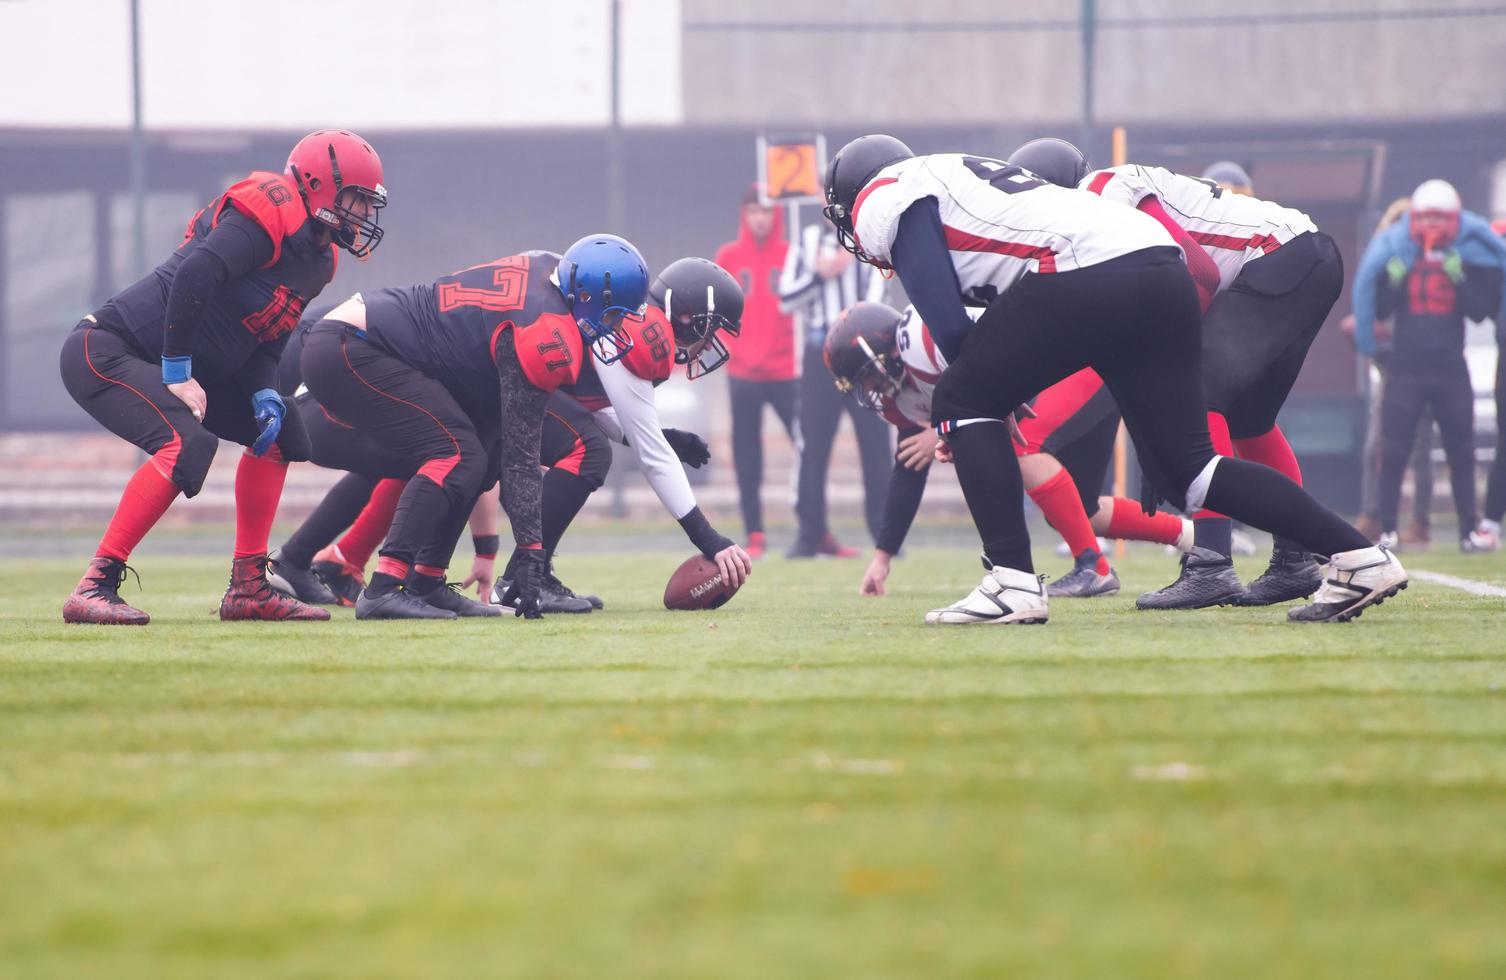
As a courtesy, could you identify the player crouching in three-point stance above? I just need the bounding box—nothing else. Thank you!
[823,135,1406,625]
[299,236,651,620]
[59,130,387,624]
[1009,139,1342,610]
[825,302,1195,599]
[486,257,753,610]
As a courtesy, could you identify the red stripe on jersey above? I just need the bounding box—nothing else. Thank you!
[1085,172,1115,195]
[943,225,1058,273]
[918,322,942,373]
[850,177,899,228]
[1189,230,1284,254]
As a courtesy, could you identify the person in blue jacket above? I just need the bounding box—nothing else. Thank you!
[1352,179,1506,552]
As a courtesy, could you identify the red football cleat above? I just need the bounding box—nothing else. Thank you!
[745,531,766,561]
[62,556,149,625]
[816,533,860,559]
[219,554,331,621]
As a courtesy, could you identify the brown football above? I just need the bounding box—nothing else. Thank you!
[663,554,740,610]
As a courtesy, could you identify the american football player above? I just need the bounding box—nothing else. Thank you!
[823,134,1405,625]
[59,130,386,625]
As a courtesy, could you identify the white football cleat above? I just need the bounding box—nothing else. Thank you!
[925,561,1049,625]
[1287,545,1408,623]
[1462,525,1500,553]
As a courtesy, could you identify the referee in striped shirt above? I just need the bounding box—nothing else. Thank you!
[778,216,894,558]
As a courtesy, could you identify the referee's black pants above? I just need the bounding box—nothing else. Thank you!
[794,348,893,546]
[931,247,1368,572]
[1377,360,1477,536]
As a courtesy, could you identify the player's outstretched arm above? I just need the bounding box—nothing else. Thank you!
[494,342,551,617]
[862,428,932,596]
[891,199,974,362]
[460,492,501,599]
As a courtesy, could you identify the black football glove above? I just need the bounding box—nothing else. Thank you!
[500,547,546,619]
[662,428,711,468]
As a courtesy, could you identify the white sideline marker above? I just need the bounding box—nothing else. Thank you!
[1410,570,1506,599]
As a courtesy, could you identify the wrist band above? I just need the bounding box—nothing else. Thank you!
[162,355,192,385]
[472,534,500,559]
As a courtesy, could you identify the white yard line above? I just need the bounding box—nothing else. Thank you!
[1410,569,1506,598]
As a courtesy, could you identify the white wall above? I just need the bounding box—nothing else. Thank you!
[0,0,682,128]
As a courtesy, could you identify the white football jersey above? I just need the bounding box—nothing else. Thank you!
[1080,164,1318,291]
[852,153,1174,306]
[882,305,980,429]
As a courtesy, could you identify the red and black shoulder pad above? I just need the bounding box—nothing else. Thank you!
[219,172,308,266]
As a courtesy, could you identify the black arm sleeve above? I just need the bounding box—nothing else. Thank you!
[495,343,551,547]
[677,505,735,559]
[162,210,275,359]
[890,198,974,363]
[874,426,932,555]
[1458,264,1505,321]
[242,333,290,394]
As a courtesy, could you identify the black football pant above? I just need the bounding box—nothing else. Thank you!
[1201,232,1343,437]
[1378,361,1477,535]
[794,348,893,546]
[60,321,311,497]
[931,247,1368,573]
[729,377,800,536]
[279,394,418,568]
[301,322,490,571]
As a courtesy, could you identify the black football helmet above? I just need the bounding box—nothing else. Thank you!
[1007,137,1090,189]
[823,135,914,264]
[823,301,907,412]
[649,257,744,380]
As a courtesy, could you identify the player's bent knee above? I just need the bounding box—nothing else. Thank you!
[578,436,612,490]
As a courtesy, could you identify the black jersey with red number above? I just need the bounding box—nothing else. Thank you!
[98,171,336,374]
[362,251,584,421]
[560,305,675,411]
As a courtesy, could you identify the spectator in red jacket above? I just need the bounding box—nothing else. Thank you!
[715,185,798,558]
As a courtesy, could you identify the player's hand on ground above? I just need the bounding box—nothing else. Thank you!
[934,438,954,464]
[501,548,546,619]
[459,554,495,599]
[861,552,892,596]
[714,543,751,589]
[168,378,208,422]
[897,429,938,471]
[662,428,711,468]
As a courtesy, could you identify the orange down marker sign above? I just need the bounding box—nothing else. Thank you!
[763,140,822,201]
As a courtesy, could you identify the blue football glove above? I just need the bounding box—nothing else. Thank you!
[250,388,285,457]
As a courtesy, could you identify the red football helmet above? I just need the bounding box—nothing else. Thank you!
[285,130,387,257]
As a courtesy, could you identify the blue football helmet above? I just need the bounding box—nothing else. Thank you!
[557,234,650,364]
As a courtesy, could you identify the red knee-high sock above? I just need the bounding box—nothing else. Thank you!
[337,477,404,570]
[96,450,182,561]
[233,448,289,559]
[1028,468,1110,574]
[1103,497,1186,546]
[1233,425,1302,485]
[1195,412,1235,520]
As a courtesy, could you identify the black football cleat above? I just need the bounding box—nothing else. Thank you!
[355,586,457,620]
[1046,550,1121,598]
[311,545,365,607]
[1233,548,1323,606]
[490,574,593,614]
[266,549,338,605]
[1135,546,1246,610]
[545,568,603,610]
[413,580,502,618]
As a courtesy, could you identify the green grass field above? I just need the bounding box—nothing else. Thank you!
[2,544,1505,979]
